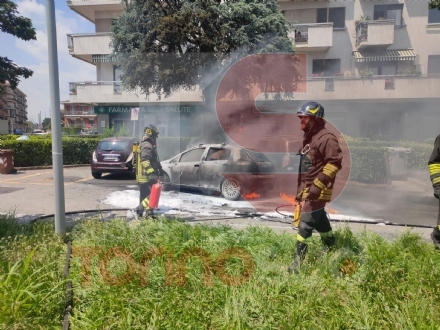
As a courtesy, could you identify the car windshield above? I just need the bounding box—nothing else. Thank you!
[99,141,128,151]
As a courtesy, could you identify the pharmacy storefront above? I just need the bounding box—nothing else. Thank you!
[94,104,205,137]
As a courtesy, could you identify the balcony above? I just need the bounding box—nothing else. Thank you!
[66,0,124,23]
[68,81,204,104]
[356,20,395,49]
[67,33,112,64]
[289,74,440,101]
[289,23,333,51]
[64,110,96,117]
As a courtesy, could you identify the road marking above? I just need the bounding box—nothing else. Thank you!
[75,177,93,183]
[0,171,52,183]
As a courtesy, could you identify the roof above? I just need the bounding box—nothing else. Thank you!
[352,49,416,62]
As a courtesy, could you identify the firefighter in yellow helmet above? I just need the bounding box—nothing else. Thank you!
[289,101,343,274]
[428,133,440,249]
[134,124,164,218]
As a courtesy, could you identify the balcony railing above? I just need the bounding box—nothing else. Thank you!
[289,23,333,50]
[67,32,112,59]
[355,20,395,48]
[290,74,440,100]
[65,110,96,116]
[69,81,122,95]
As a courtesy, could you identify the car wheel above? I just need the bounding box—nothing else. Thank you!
[161,173,171,191]
[92,172,102,179]
[221,178,242,201]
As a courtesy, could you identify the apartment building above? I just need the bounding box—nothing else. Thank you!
[66,0,440,141]
[61,101,97,132]
[0,81,28,134]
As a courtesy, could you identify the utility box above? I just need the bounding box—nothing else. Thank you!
[0,119,8,135]
[0,149,15,174]
[386,147,411,180]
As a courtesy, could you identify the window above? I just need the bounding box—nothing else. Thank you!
[180,148,206,162]
[374,4,403,26]
[206,148,231,161]
[428,9,440,24]
[312,59,341,76]
[99,141,127,151]
[428,55,440,74]
[369,63,397,76]
[317,7,345,29]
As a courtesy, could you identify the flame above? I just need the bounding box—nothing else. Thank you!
[243,192,260,199]
[280,193,298,205]
[280,193,339,213]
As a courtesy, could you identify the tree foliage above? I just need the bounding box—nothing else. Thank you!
[111,0,296,100]
[42,118,51,131]
[429,0,440,9]
[0,0,36,94]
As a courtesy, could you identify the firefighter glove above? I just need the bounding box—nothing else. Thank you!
[306,184,321,201]
[434,185,440,199]
[149,174,159,183]
[158,168,165,176]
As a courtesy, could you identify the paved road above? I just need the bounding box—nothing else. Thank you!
[0,167,437,242]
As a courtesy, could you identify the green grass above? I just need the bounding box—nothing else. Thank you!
[0,214,66,329]
[1,214,439,329]
[67,217,440,330]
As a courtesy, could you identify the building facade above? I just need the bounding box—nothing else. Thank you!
[0,82,28,133]
[66,0,440,141]
[62,101,97,132]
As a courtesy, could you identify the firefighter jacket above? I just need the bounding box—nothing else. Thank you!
[298,123,343,202]
[135,139,162,184]
[428,134,440,187]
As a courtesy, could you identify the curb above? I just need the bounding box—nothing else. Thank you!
[14,164,90,171]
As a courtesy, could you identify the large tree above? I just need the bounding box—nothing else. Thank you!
[111,0,296,100]
[0,0,36,95]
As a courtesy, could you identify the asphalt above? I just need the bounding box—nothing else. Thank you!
[0,166,437,245]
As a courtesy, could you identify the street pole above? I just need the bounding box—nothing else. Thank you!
[45,0,66,234]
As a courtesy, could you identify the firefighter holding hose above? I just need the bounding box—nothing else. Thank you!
[428,133,440,249]
[134,124,164,218]
[289,101,343,274]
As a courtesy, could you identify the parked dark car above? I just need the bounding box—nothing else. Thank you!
[91,137,138,179]
[160,143,276,200]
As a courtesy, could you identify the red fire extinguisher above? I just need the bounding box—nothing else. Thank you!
[148,181,162,209]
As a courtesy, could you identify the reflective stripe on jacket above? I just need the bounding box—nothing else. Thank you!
[428,134,440,186]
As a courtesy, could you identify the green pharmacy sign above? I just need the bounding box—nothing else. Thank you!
[94,105,199,114]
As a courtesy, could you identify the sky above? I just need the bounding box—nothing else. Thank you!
[0,0,96,123]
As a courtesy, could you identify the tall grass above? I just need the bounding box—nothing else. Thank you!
[69,218,440,330]
[0,214,66,329]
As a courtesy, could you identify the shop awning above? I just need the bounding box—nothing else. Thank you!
[353,49,416,62]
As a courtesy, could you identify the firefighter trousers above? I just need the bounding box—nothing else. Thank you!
[297,201,333,243]
[137,182,153,213]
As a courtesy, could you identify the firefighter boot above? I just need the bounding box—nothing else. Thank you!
[321,235,336,252]
[288,242,308,274]
[145,208,155,219]
[135,206,144,218]
[431,226,440,250]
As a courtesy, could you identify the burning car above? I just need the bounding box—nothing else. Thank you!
[160,143,276,200]
[91,137,138,179]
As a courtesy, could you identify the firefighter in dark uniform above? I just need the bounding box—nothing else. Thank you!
[289,101,343,274]
[428,133,440,249]
[134,124,164,218]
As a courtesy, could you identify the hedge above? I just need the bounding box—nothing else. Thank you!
[0,137,195,167]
